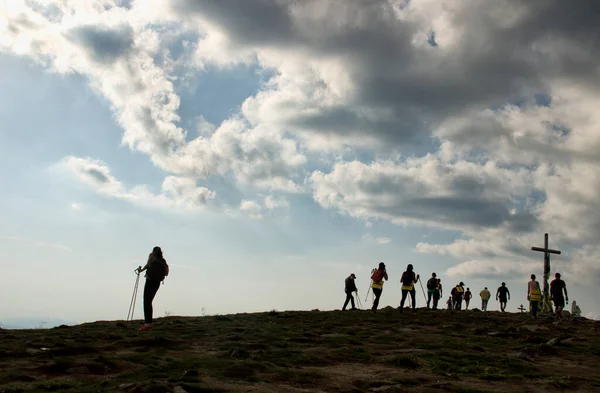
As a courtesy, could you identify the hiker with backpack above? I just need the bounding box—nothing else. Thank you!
[342,273,358,311]
[451,282,465,310]
[426,273,437,309]
[399,264,420,312]
[527,274,542,319]
[464,288,472,310]
[433,279,442,310]
[136,246,169,331]
[370,262,388,312]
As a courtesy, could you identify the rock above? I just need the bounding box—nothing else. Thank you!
[516,352,533,362]
[546,337,560,346]
[173,388,186,393]
[182,370,200,378]
[321,333,349,338]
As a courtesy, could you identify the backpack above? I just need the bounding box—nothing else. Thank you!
[402,272,415,286]
[147,256,169,282]
[427,278,437,290]
[371,269,384,283]
[451,287,457,297]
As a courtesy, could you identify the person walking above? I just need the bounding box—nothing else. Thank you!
[136,246,169,331]
[342,273,358,311]
[370,262,388,313]
[426,273,437,309]
[527,274,542,318]
[399,264,420,312]
[496,282,510,312]
[452,282,465,310]
[433,279,443,310]
[550,273,568,318]
[479,287,491,311]
[464,288,472,310]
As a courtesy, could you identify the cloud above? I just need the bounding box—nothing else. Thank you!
[240,200,263,220]
[0,236,73,253]
[362,234,392,245]
[310,155,537,233]
[61,156,215,211]
[264,195,289,210]
[2,0,600,288]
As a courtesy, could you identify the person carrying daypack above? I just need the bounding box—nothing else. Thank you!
[399,264,420,312]
[426,273,437,309]
[370,262,388,313]
[433,279,442,310]
[480,287,491,311]
[342,273,358,311]
[496,282,510,312]
[527,274,542,319]
[550,272,568,318]
[452,282,465,310]
[137,246,169,331]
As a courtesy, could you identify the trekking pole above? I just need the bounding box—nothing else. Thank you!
[355,292,363,310]
[418,276,428,303]
[365,268,376,302]
[127,266,141,321]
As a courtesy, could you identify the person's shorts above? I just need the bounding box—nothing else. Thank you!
[553,295,565,308]
[499,296,507,303]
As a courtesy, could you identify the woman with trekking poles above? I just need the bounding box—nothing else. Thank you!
[136,246,169,331]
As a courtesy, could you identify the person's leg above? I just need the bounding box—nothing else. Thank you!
[343,292,351,310]
[372,288,382,311]
[143,279,161,325]
[484,300,488,311]
[400,289,408,310]
[531,301,538,318]
[350,293,356,309]
[433,293,439,310]
[465,300,469,310]
[410,289,416,311]
[427,292,432,308]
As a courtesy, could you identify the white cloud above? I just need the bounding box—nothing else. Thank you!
[71,203,82,211]
[362,234,392,245]
[264,195,289,210]
[61,156,215,211]
[240,200,263,220]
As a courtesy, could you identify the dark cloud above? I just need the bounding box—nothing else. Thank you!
[172,0,600,147]
[67,24,134,64]
[85,168,110,184]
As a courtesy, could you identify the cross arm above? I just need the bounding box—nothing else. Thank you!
[531,246,561,254]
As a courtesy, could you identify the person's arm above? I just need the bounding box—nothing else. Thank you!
[383,271,388,281]
[415,273,420,283]
[137,255,152,273]
[563,283,568,301]
[496,289,499,300]
[508,289,511,300]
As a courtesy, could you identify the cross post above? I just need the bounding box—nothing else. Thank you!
[531,233,561,313]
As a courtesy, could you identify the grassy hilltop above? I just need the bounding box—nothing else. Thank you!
[1,308,600,393]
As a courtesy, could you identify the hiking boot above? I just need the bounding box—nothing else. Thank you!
[138,324,153,331]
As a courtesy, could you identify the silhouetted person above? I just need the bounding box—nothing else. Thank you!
[370,262,388,312]
[137,246,169,331]
[426,273,437,309]
[433,279,442,310]
[479,287,491,311]
[551,273,568,318]
[496,282,510,312]
[452,282,465,310]
[343,273,358,311]
[399,264,420,312]
[527,274,542,318]
[464,288,472,309]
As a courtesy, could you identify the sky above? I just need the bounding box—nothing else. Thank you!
[1,0,600,328]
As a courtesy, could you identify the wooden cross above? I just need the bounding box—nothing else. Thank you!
[518,304,526,313]
[531,233,561,311]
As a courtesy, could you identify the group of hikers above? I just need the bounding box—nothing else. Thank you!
[343,262,570,319]
[132,248,572,332]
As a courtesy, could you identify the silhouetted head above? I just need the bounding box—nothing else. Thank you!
[432,272,437,277]
[407,264,413,272]
[555,272,561,279]
[531,274,536,280]
[459,282,464,286]
[350,273,356,279]
[484,287,488,290]
[379,262,386,270]
[152,246,163,258]
[467,287,470,291]
[501,282,506,286]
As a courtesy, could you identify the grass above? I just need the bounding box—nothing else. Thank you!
[0,309,598,392]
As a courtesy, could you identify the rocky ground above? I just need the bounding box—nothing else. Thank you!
[1,307,599,393]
